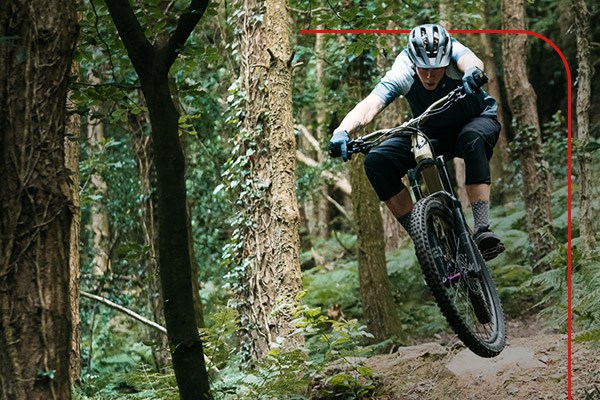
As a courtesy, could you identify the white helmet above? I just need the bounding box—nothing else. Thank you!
[407,24,452,68]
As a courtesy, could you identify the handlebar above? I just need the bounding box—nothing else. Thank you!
[347,70,488,155]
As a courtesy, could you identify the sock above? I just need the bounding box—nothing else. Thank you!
[471,200,490,230]
[398,210,413,236]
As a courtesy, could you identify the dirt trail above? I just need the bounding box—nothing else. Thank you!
[366,317,599,399]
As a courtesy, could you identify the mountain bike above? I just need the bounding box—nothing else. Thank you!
[346,82,506,358]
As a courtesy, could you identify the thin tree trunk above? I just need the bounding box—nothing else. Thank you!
[103,1,212,397]
[314,25,330,239]
[572,0,597,255]
[351,157,403,340]
[501,0,554,265]
[480,6,510,192]
[348,48,403,340]
[66,61,82,387]
[87,73,111,279]
[439,7,471,211]
[0,0,80,398]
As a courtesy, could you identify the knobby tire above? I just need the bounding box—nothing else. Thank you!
[411,196,506,358]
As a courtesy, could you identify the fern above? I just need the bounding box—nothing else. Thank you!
[574,328,600,344]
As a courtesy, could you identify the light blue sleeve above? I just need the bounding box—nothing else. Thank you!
[371,50,415,106]
[450,38,474,63]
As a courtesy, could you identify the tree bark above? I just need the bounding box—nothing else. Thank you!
[265,0,304,348]
[572,0,597,255]
[235,0,272,361]
[234,0,303,362]
[65,61,82,388]
[501,0,554,265]
[0,1,80,398]
[102,1,211,398]
[313,25,330,239]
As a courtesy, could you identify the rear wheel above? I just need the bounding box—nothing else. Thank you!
[411,196,506,357]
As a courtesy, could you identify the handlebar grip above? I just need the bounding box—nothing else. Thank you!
[474,70,489,88]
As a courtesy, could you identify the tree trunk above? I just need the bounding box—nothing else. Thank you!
[234,0,303,362]
[572,0,597,255]
[314,25,330,239]
[265,0,304,347]
[87,73,111,279]
[501,0,554,265]
[348,49,403,341]
[0,1,80,398]
[480,6,510,193]
[438,9,471,212]
[66,61,82,387]
[235,0,272,361]
[103,1,212,398]
[350,157,403,340]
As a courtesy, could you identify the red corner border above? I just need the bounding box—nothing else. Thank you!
[300,28,573,399]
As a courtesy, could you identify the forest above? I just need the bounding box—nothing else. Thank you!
[0,0,599,399]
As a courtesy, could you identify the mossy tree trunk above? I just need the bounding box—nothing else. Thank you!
[502,0,554,266]
[234,0,303,362]
[572,0,597,255]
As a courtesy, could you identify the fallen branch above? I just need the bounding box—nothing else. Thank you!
[325,194,351,221]
[81,291,167,334]
[80,290,220,375]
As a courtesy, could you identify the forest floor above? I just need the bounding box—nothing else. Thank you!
[366,315,600,400]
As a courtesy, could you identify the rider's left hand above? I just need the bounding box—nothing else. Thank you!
[462,66,484,95]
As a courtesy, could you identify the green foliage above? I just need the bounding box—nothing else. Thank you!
[386,246,448,338]
[74,367,179,400]
[201,306,241,370]
[541,111,569,181]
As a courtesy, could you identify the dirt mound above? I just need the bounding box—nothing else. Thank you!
[367,334,569,399]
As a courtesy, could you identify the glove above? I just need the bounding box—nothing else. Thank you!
[328,130,352,162]
[462,66,487,95]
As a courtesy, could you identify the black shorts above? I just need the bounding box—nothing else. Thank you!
[363,116,501,201]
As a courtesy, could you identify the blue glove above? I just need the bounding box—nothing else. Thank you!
[462,66,485,95]
[328,130,352,162]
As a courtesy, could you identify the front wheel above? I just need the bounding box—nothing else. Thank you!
[411,196,506,357]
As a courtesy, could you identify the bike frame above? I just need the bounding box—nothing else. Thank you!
[408,150,483,276]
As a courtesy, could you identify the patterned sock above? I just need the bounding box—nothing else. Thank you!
[398,210,413,236]
[471,200,490,230]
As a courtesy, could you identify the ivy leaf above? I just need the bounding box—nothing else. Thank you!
[584,141,600,153]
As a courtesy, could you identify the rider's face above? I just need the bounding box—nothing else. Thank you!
[416,67,446,90]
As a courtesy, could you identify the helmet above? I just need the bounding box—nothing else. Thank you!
[407,24,452,68]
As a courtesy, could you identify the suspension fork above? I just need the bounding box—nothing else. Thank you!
[436,156,483,275]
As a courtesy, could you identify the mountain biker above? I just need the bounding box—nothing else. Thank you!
[328,23,505,261]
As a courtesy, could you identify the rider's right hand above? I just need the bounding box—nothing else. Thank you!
[462,66,488,95]
[328,130,352,162]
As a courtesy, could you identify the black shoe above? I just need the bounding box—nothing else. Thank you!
[473,226,505,261]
